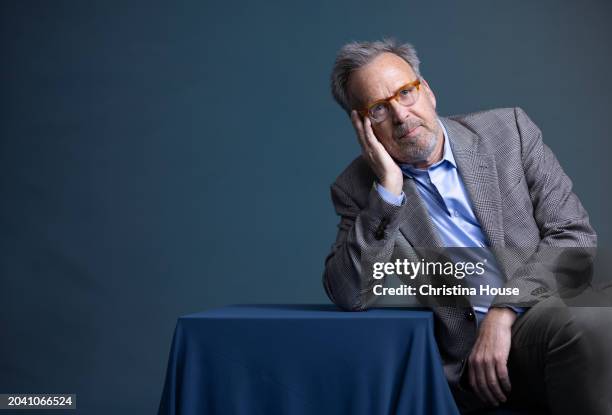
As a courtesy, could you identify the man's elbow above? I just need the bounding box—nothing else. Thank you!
[322,272,368,312]
[542,217,598,248]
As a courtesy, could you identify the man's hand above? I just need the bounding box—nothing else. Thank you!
[350,111,403,196]
[468,307,516,407]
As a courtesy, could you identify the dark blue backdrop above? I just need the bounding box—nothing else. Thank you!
[1,0,611,413]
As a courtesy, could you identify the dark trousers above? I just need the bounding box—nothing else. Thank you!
[456,292,612,415]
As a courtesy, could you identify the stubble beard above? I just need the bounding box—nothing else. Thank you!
[393,120,441,166]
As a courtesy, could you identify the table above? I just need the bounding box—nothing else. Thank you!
[158,305,460,415]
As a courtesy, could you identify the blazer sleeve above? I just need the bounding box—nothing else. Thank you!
[322,180,405,311]
[492,107,597,307]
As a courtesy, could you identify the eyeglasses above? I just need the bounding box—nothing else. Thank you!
[357,79,421,123]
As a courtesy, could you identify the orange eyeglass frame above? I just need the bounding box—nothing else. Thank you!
[357,79,422,118]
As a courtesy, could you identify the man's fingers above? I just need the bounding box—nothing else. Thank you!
[468,361,481,401]
[485,362,507,403]
[469,355,499,406]
[353,112,384,164]
[468,362,480,398]
[468,357,489,405]
[468,311,513,407]
[350,110,368,152]
[496,360,512,394]
[477,365,499,406]
[363,116,391,160]
[363,116,381,148]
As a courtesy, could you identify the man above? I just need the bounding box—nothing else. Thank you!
[323,39,612,414]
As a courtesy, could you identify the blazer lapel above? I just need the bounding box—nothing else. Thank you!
[398,177,443,248]
[440,117,505,248]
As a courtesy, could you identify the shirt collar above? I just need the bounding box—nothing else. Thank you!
[400,118,456,176]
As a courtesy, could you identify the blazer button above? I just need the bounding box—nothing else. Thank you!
[374,218,390,240]
[466,310,475,321]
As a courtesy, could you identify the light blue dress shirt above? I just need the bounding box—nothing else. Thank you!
[376,120,522,321]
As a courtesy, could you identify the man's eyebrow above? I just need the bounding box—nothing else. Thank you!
[369,83,409,104]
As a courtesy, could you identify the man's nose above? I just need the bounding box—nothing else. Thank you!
[388,99,409,124]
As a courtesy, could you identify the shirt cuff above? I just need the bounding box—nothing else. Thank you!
[507,306,526,316]
[375,183,405,206]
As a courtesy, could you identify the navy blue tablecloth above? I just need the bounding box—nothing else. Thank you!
[158,305,460,415]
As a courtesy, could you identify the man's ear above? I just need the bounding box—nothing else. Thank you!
[420,78,437,110]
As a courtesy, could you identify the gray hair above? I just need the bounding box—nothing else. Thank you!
[330,39,421,114]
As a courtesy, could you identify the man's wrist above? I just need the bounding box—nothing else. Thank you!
[379,175,403,196]
[486,307,517,327]
[375,183,405,206]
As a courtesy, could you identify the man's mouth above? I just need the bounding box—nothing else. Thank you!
[397,124,422,140]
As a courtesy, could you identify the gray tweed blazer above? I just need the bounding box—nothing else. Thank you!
[322,107,597,385]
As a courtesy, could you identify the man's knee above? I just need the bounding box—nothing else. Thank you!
[547,306,612,362]
[513,300,612,353]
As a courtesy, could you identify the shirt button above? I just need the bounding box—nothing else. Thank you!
[453,210,459,217]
